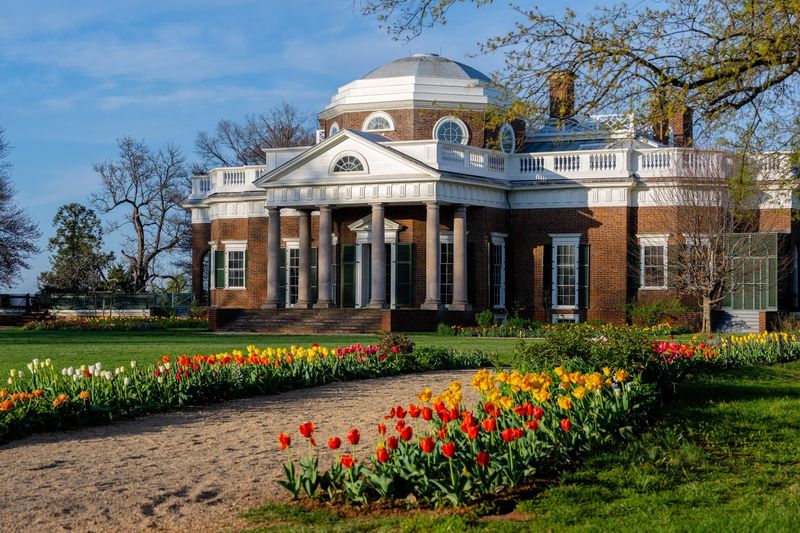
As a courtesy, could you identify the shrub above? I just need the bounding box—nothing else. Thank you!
[626,299,688,327]
[378,331,415,356]
[474,309,495,328]
[436,323,456,336]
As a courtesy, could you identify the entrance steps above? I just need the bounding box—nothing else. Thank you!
[713,310,761,333]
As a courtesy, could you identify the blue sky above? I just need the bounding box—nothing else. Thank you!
[1,0,586,293]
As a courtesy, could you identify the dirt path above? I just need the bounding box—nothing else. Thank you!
[0,370,480,533]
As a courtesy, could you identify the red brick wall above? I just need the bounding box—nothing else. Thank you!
[191,223,210,303]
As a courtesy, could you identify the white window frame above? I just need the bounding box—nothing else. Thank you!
[439,231,454,308]
[362,111,395,132]
[490,232,507,309]
[638,234,669,290]
[221,240,247,290]
[282,238,299,307]
[433,116,469,145]
[329,122,340,136]
[549,233,580,310]
[499,123,515,154]
[329,151,369,175]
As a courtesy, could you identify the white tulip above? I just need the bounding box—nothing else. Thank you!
[130,360,137,369]
[163,362,170,370]
[103,371,112,381]
[61,368,68,376]
[17,371,24,379]
[32,358,39,366]
[9,369,15,377]
[95,362,102,371]
[67,367,74,376]
[123,377,131,387]
[88,365,95,375]
[45,358,52,367]
[158,365,165,374]
[157,377,164,384]
[80,365,87,372]
[72,374,80,382]
[7,378,12,385]
[26,363,33,372]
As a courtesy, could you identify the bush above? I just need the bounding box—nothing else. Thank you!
[626,299,688,327]
[378,331,415,356]
[474,309,495,328]
[436,323,456,336]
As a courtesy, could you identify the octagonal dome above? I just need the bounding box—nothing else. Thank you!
[319,53,500,120]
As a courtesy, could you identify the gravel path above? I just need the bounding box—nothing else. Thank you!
[0,370,479,533]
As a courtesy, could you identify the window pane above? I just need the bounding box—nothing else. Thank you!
[288,249,299,304]
[556,244,576,306]
[440,242,454,305]
[642,245,665,287]
[227,250,245,288]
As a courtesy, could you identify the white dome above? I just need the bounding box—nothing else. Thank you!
[319,54,500,119]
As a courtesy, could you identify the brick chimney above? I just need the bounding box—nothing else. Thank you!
[669,107,693,147]
[548,71,576,121]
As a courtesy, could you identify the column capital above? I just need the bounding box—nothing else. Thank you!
[267,206,281,215]
[424,200,439,208]
[454,205,467,214]
[369,201,384,208]
[318,204,332,211]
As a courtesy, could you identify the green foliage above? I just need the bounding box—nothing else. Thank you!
[474,309,495,328]
[377,331,414,355]
[23,316,208,332]
[436,322,456,336]
[625,298,689,327]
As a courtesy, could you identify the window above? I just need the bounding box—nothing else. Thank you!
[499,123,515,154]
[362,112,394,132]
[550,234,580,308]
[332,155,365,173]
[213,241,247,290]
[440,241,454,305]
[638,234,668,289]
[434,116,468,145]
[490,233,507,308]
[287,248,299,306]
[329,122,340,135]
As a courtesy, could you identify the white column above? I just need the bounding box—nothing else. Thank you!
[296,210,312,308]
[421,201,442,310]
[450,205,471,311]
[367,203,387,308]
[314,205,334,308]
[262,206,281,309]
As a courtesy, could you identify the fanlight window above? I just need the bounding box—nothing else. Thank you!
[365,116,391,131]
[435,117,468,144]
[333,155,364,173]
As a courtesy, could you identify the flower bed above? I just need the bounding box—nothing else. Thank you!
[447,321,689,339]
[23,316,208,331]
[0,344,491,442]
[275,366,648,506]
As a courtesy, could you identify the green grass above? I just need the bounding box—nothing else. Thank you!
[240,361,800,532]
[0,328,520,373]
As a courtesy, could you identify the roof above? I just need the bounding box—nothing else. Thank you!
[362,53,491,83]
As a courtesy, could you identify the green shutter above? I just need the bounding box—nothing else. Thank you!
[279,248,287,308]
[342,244,356,308]
[214,250,225,289]
[542,245,552,309]
[579,244,590,309]
[311,247,318,303]
[395,243,413,307]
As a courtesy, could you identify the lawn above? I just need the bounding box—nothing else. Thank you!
[0,328,521,374]
[240,361,800,532]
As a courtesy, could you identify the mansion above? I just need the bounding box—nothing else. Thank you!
[184,53,796,332]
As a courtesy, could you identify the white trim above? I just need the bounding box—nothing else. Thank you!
[490,233,507,309]
[552,312,580,324]
[329,122,340,136]
[433,116,469,145]
[222,242,247,290]
[362,111,395,132]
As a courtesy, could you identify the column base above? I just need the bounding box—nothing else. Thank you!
[420,301,443,311]
[448,302,472,311]
[367,301,388,309]
[261,301,280,310]
[294,301,313,309]
[313,300,334,309]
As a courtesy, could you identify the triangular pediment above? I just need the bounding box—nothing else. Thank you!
[254,129,440,188]
[347,214,403,233]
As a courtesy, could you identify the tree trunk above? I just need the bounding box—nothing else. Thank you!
[702,296,713,333]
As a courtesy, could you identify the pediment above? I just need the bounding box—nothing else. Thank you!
[254,130,439,188]
[347,214,403,233]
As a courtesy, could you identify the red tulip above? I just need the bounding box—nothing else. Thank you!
[501,428,524,443]
[419,437,435,453]
[384,407,396,420]
[277,432,291,450]
[299,421,315,439]
[399,425,413,441]
[438,428,447,440]
[482,418,496,432]
[340,454,355,468]
[560,418,571,432]
[533,406,545,420]
[376,447,391,463]
[386,436,399,450]
[408,404,421,418]
[347,428,361,445]
[377,423,387,435]
[442,441,456,458]
[483,402,500,418]
[421,407,433,421]
[527,420,540,431]
[327,437,341,450]
[465,424,480,440]
[395,419,406,432]
[395,405,407,419]
[475,451,490,468]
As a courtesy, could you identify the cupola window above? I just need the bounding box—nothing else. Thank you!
[434,116,468,145]
[363,112,394,132]
[499,123,515,154]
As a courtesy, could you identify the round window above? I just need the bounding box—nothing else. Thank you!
[434,117,468,144]
[499,123,515,154]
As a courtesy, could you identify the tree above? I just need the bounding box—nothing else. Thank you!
[194,101,315,170]
[0,126,41,289]
[38,203,114,292]
[361,0,800,149]
[644,150,789,332]
[91,137,189,293]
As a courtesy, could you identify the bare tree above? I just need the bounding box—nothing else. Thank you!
[643,150,792,332]
[194,101,315,170]
[361,0,800,150]
[91,137,189,293]
[0,126,41,289]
